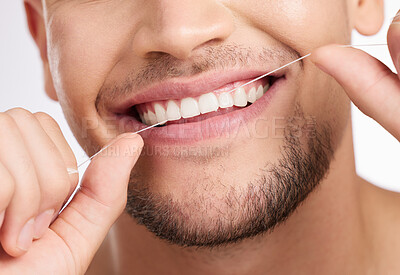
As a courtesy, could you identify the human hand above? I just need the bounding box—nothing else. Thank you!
[311,11,400,141]
[0,109,143,274]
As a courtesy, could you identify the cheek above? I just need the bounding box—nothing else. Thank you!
[46,3,140,149]
[230,0,352,142]
[47,13,124,108]
[299,64,351,130]
[230,0,350,53]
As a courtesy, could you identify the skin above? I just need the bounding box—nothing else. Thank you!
[0,0,399,274]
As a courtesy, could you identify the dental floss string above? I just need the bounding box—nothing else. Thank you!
[68,43,388,174]
[224,53,312,95]
[60,121,168,213]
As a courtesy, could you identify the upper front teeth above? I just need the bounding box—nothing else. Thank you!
[247,87,257,103]
[154,103,167,122]
[139,83,270,125]
[256,85,264,100]
[218,92,234,108]
[145,110,157,125]
[233,88,247,107]
[166,100,181,120]
[199,93,219,114]
[181,97,200,118]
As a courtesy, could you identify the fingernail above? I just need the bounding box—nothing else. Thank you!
[33,209,55,240]
[0,210,5,227]
[17,218,35,251]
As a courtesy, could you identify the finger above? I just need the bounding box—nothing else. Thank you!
[388,10,400,78]
[34,112,78,196]
[0,162,15,228]
[51,133,143,274]
[7,109,71,240]
[311,44,400,140]
[0,113,40,257]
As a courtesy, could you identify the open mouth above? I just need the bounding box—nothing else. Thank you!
[108,68,288,144]
[123,75,279,127]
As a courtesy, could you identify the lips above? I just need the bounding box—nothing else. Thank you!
[107,69,287,144]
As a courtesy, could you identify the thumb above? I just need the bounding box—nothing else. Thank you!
[50,133,143,273]
[311,44,400,140]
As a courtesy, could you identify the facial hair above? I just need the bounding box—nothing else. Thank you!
[125,107,333,247]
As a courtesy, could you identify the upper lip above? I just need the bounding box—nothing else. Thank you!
[109,68,286,114]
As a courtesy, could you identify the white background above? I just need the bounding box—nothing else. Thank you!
[0,1,399,191]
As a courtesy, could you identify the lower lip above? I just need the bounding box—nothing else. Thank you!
[115,77,286,145]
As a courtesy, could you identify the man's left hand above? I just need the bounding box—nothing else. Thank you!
[311,10,400,141]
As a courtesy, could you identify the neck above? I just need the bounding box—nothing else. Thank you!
[102,119,371,275]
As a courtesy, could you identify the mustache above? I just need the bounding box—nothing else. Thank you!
[134,44,278,85]
[96,43,300,108]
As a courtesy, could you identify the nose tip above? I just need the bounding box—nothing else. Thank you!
[132,1,235,60]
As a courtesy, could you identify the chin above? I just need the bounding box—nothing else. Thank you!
[125,104,334,247]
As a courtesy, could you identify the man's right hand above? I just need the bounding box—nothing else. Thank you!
[0,108,143,274]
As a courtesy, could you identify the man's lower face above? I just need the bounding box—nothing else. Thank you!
[48,0,352,247]
[126,106,335,247]
[110,51,347,247]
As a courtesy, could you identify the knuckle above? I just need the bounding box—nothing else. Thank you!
[17,181,41,211]
[6,107,33,121]
[34,112,57,126]
[42,176,71,203]
[0,113,16,130]
[35,112,77,166]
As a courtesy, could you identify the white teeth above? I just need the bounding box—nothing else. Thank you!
[233,87,247,107]
[218,92,234,108]
[166,100,181,121]
[139,83,271,125]
[154,103,167,123]
[181,97,200,118]
[143,112,150,125]
[247,87,257,103]
[263,84,270,94]
[256,85,264,100]
[199,93,219,114]
[139,113,145,123]
[147,110,158,125]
